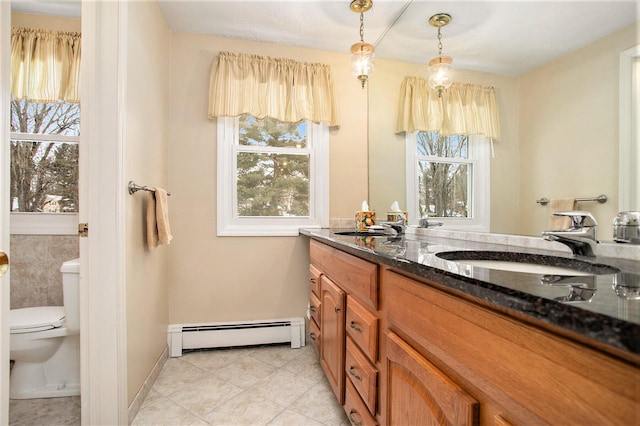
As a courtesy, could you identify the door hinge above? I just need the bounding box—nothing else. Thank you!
[78,223,89,237]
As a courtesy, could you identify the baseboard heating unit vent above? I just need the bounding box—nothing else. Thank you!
[167,317,305,357]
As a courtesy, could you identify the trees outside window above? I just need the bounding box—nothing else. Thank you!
[406,131,490,231]
[416,132,470,218]
[218,115,329,236]
[10,99,79,214]
[236,115,310,217]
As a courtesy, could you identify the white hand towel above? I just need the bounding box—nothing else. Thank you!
[547,198,576,231]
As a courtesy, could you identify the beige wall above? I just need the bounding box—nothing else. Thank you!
[368,59,521,234]
[124,1,171,404]
[167,33,368,324]
[11,11,80,32]
[518,23,638,239]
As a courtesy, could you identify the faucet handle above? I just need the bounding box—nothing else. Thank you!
[553,211,598,227]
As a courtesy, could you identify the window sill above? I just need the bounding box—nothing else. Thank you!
[10,212,78,235]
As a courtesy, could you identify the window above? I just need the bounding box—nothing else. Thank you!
[406,131,490,231]
[217,115,329,236]
[10,99,80,235]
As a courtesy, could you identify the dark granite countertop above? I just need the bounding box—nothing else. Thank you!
[300,228,640,362]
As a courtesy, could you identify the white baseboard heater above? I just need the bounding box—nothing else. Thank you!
[167,317,305,357]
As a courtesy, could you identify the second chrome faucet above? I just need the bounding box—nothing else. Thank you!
[542,211,598,257]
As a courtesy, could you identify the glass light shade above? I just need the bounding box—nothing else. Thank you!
[428,56,453,95]
[351,42,374,88]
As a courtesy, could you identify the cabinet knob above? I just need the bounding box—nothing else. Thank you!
[348,366,362,381]
[309,332,317,341]
[334,306,341,313]
[348,409,362,426]
[349,320,363,333]
[309,306,317,312]
[309,277,317,284]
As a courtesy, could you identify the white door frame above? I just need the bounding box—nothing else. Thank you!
[0,2,12,423]
[80,1,128,424]
[1,1,128,423]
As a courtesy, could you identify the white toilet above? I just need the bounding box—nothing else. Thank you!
[9,258,80,399]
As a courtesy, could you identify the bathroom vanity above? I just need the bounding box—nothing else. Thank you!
[302,229,640,425]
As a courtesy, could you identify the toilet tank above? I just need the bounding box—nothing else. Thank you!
[60,258,80,333]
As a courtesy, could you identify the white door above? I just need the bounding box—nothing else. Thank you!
[0,2,12,423]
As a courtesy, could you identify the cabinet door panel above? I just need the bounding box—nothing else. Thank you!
[384,331,479,426]
[320,275,346,403]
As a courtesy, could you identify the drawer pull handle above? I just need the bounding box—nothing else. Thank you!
[348,409,362,426]
[349,321,363,333]
[349,366,362,381]
[310,306,317,312]
[309,332,317,340]
[335,306,341,313]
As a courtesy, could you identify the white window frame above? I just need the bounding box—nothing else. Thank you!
[406,132,490,232]
[9,132,79,235]
[217,116,329,236]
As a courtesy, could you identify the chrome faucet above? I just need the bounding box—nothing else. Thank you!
[542,211,598,257]
[380,214,407,235]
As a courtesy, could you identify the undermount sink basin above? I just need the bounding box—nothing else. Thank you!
[436,251,620,276]
[334,230,389,237]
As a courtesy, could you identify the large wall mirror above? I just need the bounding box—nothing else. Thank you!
[367,1,638,240]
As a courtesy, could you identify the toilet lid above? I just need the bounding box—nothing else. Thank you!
[10,306,65,334]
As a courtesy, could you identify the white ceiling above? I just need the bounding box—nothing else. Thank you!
[11,0,640,77]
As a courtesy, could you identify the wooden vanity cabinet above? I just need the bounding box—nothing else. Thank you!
[310,239,380,422]
[308,238,640,425]
[381,268,640,425]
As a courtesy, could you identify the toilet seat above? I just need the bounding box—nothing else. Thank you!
[10,306,65,334]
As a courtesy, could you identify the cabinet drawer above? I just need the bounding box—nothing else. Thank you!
[309,264,321,297]
[309,291,321,326]
[309,316,321,355]
[346,295,378,361]
[344,378,377,426]
[345,337,377,415]
[310,240,378,309]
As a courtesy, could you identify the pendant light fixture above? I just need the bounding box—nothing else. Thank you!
[350,0,374,89]
[428,13,453,97]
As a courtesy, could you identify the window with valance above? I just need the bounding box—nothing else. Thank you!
[209,52,336,236]
[9,27,81,235]
[398,78,499,231]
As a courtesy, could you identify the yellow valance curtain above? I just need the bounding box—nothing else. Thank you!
[208,52,339,127]
[396,77,501,140]
[11,27,81,103]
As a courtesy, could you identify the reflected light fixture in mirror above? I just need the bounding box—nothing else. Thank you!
[428,13,453,97]
[350,0,374,89]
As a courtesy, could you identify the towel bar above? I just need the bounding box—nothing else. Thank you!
[128,181,171,196]
[536,194,606,206]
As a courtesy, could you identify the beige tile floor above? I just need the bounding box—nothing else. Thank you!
[10,343,347,426]
[133,343,349,426]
